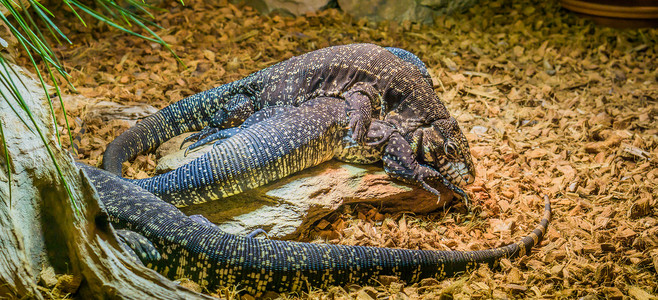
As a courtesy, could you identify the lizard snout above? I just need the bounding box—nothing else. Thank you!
[462,173,475,185]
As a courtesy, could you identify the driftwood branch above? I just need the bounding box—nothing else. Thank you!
[0,63,213,299]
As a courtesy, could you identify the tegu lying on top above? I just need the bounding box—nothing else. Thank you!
[102,43,476,207]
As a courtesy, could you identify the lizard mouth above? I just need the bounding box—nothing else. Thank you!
[426,160,474,203]
[436,161,474,188]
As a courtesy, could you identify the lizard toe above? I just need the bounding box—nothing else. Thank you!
[181,127,221,149]
[184,127,240,155]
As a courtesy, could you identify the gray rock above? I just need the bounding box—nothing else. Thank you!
[238,0,332,16]
[157,133,455,239]
[155,132,211,173]
[337,0,480,24]
[86,100,158,126]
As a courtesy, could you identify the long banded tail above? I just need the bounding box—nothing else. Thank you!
[83,162,551,293]
[254,195,552,291]
[443,195,552,268]
[144,193,551,292]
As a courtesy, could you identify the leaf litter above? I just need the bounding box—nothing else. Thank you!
[20,0,658,298]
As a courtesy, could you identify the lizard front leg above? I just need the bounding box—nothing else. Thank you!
[342,82,381,144]
[369,120,470,205]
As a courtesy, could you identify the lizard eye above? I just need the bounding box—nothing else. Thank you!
[444,142,459,160]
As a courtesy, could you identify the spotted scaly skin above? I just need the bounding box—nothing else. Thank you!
[103,44,476,205]
[133,97,352,206]
[102,44,431,175]
[80,162,551,294]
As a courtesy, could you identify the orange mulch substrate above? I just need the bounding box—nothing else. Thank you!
[21,0,657,298]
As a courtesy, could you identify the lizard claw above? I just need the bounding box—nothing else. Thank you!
[417,165,470,208]
[183,127,240,156]
[421,177,470,207]
[348,114,369,144]
[181,127,220,149]
[184,140,207,156]
[420,180,441,202]
[436,175,470,207]
[452,186,470,207]
[184,135,218,156]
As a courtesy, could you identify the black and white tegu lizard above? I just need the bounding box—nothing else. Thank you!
[81,98,550,293]
[102,43,476,207]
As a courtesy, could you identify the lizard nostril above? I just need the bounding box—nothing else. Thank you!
[463,174,474,184]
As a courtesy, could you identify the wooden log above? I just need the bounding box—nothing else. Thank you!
[0,63,212,299]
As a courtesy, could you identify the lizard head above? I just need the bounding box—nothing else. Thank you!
[409,117,476,196]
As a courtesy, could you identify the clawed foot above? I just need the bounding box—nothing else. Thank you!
[348,113,369,144]
[381,130,472,209]
[363,120,395,147]
[417,165,470,207]
[420,178,470,207]
[181,126,220,148]
[181,127,240,156]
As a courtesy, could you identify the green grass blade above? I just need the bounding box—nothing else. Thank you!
[28,0,72,44]
[31,0,55,17]
[0,119,12,208]
[19,0,65,72]
[0,11,67,76]
[6,23,68,147]
[43,63,75,151]
[61,0,87,27]
[95,0,119,20]
[100,0,160,28]
[0,60,33,132]
[69,1,162,44]
[1,0,184,217]
[0,57,81,215]
[123,0,156,19]
[10,24,67,146]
